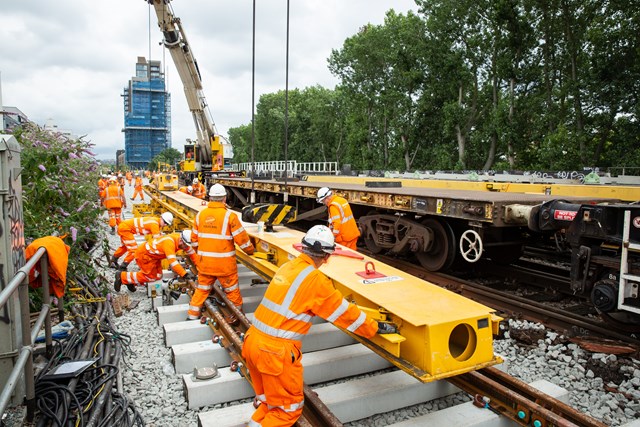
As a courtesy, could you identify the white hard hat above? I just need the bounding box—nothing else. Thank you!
[192,178,199,184]
[180,230,192,245]
[161,212,174,226]
[301,225,335,255]
[316,187,332,203]
[187,185,193,192]
[209,183,226,197]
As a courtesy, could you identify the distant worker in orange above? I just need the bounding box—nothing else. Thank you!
[25,236,71,299]
[316,187,360,250]
[117,173,125,189]
[178,185,193,195]
[97,174,108,205]
[102,177,126,234]
[126,171,133,186]
[109,212,174,270]
[131,173,145,201]
[187,183,255,322]
[242,225,395,426]
[115,231,197,293]
[191,177,207,199]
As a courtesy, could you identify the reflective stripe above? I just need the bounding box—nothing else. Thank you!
[198,250,236,258]
[330,201,353,224]
[122,238,136,244]
[189,305,201,312]
[254,265,315,340]
[240,241,252,249]
[169,261,179,268]
[267,400,304,412]
[252,318,305,341]
[196,284,212,290]
[197,232,233,240]
[326,299,349,323]
[330,215,341,221]
[223,283,239,292]
[231,226,246,237]
[256,394,266,402]
[346,311,368,333]
[167,254,177,260]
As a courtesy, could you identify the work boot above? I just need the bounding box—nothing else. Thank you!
[114,272,123,292]
[110,226,116,235]
[109,256,118,269]
[130,197,134,200]
[126,283,137,292]
[118,262,129,271]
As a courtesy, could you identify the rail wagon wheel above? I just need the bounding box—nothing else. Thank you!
[362,210,384,254]
[415,218,456,272]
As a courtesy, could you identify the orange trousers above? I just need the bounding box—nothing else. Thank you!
[336,236,358,250]
[242,327,304,427]
[187,272,240,319]
[108,208,122,228]
[120,253,162,286]
[132,187,144,200]
[112,228,138,264]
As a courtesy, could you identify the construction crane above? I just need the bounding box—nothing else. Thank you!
[147,0,228,181]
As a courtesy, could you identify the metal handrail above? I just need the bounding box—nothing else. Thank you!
[0,246,58,421]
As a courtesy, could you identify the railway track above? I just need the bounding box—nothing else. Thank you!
[149,261,610,427]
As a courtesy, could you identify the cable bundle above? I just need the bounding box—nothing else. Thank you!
[33,275,144,427]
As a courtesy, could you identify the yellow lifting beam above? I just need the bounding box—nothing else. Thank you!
[142,186,503,382]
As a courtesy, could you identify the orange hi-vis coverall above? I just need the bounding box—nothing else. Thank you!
[98,178,107,203]
[119,233,197,287]
[25,236,71,299]
[326,194,360,250]
[242,253,378,426]
[192,182,207,199]
[102,183,125,228]
[132,176,144,201]
[187,201,255,320]
[113,217,163,264]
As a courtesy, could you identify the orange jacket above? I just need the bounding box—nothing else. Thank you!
[192,201,254,275]
[134,176,143,189]
[178,186,192,195]
[118,217,162,238]
[25,236,71,298]
[98,178,107,192]
[252,253,378,343]
[326,195,360,243]
[102,183,125,209]
[192,182,207,199]
[139,233,196,277]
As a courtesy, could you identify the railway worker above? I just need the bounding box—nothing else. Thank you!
[316,186,360,250]
[191,177,207,199]
[97,174,108,203]
[131,173,145,201]
[102,177,126,235]
[25,236,71,299]
[115,230,197,293]
[117,173,125,189]
[242,225,397,426]
[126,171,133,186]
[178,185,193,195]
[109,212,174,270]
[186,183,255,322]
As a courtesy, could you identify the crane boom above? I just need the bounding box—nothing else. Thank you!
[147,0,224,172]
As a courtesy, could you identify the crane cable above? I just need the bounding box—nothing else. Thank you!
[250,0,256,204]
[283,0,290,203]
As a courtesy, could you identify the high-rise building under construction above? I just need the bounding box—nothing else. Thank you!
[122,56,171,169]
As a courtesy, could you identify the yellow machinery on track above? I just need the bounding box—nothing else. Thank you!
[141,184,503,382]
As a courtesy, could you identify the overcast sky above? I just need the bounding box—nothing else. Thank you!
[0,0,419,160]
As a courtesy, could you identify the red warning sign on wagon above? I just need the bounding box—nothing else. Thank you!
[554,210,578,221]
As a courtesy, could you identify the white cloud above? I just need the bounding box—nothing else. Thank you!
[0,0,418,160]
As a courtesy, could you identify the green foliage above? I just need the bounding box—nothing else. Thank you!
[149,147,182,171]
[13,123,105,306]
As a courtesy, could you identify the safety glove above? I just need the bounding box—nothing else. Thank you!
[377,322,397,334]
[183,271,197,282]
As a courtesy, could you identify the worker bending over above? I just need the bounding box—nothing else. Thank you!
[191,178,207,199]
[25,236,71,299]
[178,185,193,195]
[110,212,174,270]
[242,225,396,426]
[115,231,197,293]
[187,183,255,322]
[316,187,360,250]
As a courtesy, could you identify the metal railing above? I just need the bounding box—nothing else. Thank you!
[231,161,339,176]
[0,247,60,421]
